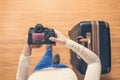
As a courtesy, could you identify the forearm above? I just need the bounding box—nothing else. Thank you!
[66,39,100,64]
[16,44,31,80]
[65,39,101,80]
[16,53,31,80]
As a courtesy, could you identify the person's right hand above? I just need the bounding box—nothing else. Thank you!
[22,36,42,57]
[49,29,67,45]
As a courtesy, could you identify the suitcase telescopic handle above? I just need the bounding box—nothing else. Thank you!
[77,32,92,50]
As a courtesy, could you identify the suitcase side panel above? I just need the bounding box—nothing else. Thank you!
[99,21,111,73]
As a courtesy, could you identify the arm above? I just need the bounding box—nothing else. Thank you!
[49,30,101,80]
[16,37,41,80]
[16,44,31,80]
[66,39,101,80]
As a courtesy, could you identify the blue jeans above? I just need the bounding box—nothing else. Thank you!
[33,49,68,71]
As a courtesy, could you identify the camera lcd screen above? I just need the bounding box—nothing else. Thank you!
[32,33,45,44]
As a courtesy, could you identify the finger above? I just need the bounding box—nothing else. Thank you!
[31,45,42,48]
[34,45,39,48]
[31,45,36,48]
[49,37,58,42]
[35,45,41,48]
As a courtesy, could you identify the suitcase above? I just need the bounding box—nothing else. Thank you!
[69,21,111,74]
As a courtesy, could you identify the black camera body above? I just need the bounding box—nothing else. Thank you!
[28,24,56,45]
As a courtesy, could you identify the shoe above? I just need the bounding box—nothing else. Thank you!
[53,54,60,65]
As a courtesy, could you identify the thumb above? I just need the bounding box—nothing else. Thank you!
[49,37,58,42]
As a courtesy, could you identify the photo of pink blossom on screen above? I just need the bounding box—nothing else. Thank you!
[32,33,45,43]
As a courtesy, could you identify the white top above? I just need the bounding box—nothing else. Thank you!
[16,39,101,80]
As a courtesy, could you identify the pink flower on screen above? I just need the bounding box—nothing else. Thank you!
[32,33,45,42]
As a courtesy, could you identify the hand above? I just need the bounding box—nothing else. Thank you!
[49,29,67,44]
[22,36,42,57]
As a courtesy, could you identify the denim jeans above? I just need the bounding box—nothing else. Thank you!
[33,49,68,71]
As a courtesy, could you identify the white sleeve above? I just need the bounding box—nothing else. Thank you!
[66,39,101,80]
[16,53,31,80]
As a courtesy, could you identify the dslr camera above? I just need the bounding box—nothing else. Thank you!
[28,24,56,45]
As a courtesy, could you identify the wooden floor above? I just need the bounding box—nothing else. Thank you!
[0,0,120,80]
